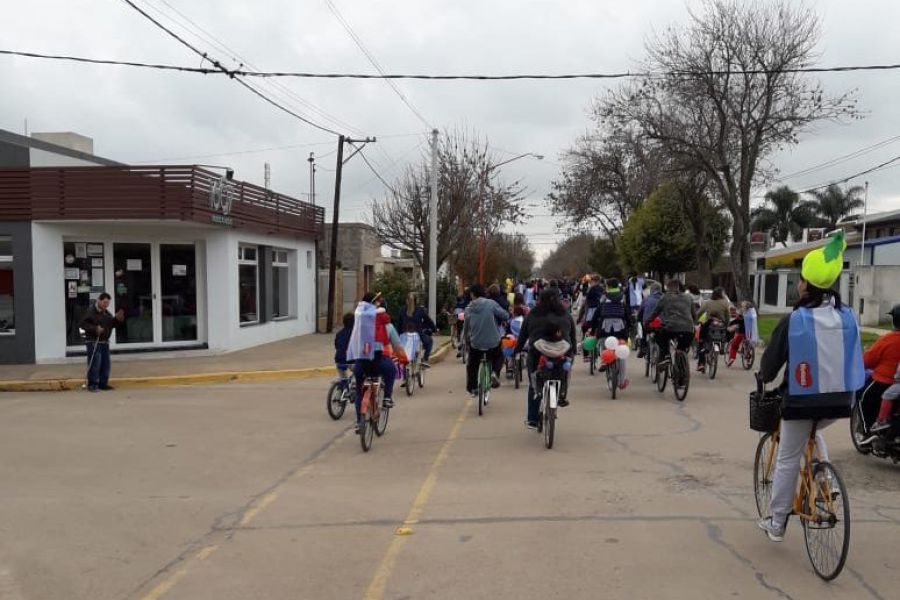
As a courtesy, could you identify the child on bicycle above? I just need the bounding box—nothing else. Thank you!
[872,363,900,432]
[725,304,745,364]
[334,312,354,383]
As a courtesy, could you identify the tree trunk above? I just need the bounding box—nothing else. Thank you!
[694,244,712,288]
[729,226,752,302]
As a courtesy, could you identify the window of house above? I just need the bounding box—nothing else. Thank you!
[0,237,13,334]
[272,249,291,319]
[238,245,259,324]
[306,250,312,269]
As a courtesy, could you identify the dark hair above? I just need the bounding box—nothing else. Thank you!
[362,291,377,303]
[470,284,485,298]
[687,284,700,295]
[711,287,725,301]
[665,279,682,293]
[342,312,355,329]
[533,287,565,316]
[514,292,525,306]
[98,292,111,301]
[606,277,620,289]
[487,284,501,297]
[795,279,843,310]
[513,304,527,317]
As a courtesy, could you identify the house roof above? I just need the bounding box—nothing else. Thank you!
[0,128,122,166]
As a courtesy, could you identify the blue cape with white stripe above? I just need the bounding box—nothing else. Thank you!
[788,305,864,397]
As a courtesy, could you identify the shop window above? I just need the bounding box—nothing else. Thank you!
[0,237,13,334]
[272,249,291,319]
[306,250,312,269]
[64,241,105,345]
[238,245,259,324]
[764,274,779,307]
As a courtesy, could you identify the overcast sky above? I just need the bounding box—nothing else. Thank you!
[2,0,898,261]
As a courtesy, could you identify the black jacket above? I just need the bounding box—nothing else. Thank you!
[79,305,120,342]
[514,309,577,358]
[399,306,436,335]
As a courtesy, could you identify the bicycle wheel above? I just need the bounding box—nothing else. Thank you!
[374,405,390,437]
[589,349,596,376]
[649,344,659,383]
[673,352,690,402]
[544,386,556,449]
[405,369,415,396]
[360,391,375,452]
[849,405,872,455]
[417,368,425,389]
[326,381,347,420]
[514,355,522,389]
[753,432,777,518]
[607,360,618,399]
[803,462,850,581]
[657,362,668,393]
[742,343,755,370]
[708,346,718,380]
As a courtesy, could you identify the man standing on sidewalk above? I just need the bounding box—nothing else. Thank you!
[79,292,124,392]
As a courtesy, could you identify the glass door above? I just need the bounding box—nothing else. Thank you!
[113,243,153,344]
[159,244,198,341]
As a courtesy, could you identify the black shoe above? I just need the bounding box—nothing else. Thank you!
[558,398,570,407]
[491,374,501,389]
[525,420,538,430]
[421,362,431,369]
[383,397,394,408]
[99,385,115,391]
[87,386,98,393]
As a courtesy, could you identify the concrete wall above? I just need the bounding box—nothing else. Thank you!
[874,242,900,266]
[0,140,29,167]
[854,265,900,326]
[30,221,316,361]
[29,148,105,167]
[0,222,35,363]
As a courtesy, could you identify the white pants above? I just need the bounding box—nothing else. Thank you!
[769,419,833,527]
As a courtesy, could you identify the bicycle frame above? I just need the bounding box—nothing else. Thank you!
[360,377,382,421]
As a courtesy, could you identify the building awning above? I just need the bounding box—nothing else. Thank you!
[764,239,826,269]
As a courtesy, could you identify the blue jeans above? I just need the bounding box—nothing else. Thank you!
[86,342,111,389]
[353,354,396,422]
[420,333,434,361]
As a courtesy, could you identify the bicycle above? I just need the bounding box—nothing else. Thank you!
[400,348,424,397]
[724,335,756,370]
[358,376,390,452]
[605,353,621,400]
[535,357,564,449]
[752,377,850,581]
[476,353,492,416]
[657,339,690,402]
[326,368,356,420]
[513,351,524,389]
[703,321,726,380]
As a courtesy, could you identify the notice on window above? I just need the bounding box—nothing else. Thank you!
[64,267,80,280]
[67,281,77,298]
[126,259,142,271]
[75,243,87,258]
[172,264,187,277]
[91,268,104,288]
[91,258,103,268]
[77,285,91,294]
[80,270,89,283]
[87,244,103,257]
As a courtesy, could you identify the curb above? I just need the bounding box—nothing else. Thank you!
[0,341,454,393]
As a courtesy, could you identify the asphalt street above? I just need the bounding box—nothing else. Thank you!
[0,354,897,600]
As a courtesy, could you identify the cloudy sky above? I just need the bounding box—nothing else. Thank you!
[3,0,899,261]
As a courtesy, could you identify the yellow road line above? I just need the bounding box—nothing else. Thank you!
[140,569,188,600]
[196,546,218,561]
[362,398,471,600]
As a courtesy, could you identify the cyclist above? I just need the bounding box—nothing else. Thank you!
[514,287,577,429]
[347,292,407,432]
[725,304,745,363]
[758,232,864,542]
[464,284,510,398]
[488,283,511,313]
[399,292,436,367]
[590,277,631,388]
[626,272,645,322]
[859,303,900,430]
[696,287,731,373]
[648,279,697,367]
[637,282,664,358]
[453,288,470,358]
[577,275,604,360]
[333,312,354,380]
[687,284,703,310]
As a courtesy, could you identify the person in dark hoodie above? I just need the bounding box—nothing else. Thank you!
[590,277,631,389]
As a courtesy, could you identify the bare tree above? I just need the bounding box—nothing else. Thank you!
[598,0,858,299]
[370,129,526,280]
[450,232,535,285]
[548,127,664,239]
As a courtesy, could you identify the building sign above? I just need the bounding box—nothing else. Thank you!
[209,176,234,216]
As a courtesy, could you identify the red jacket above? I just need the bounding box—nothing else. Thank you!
[864,330,900,385]
[375,311,391,347]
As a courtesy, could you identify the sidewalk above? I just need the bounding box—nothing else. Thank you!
[0,334,451,392]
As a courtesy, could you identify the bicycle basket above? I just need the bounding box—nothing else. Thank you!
[709,326,727,342]
[749,389,782,432]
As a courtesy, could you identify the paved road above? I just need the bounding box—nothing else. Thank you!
[0,354,897,599]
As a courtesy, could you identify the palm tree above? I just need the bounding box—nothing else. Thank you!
[807,184,866,231]
[751,186,817,247]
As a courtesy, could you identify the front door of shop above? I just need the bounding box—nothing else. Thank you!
[65,241,199,352]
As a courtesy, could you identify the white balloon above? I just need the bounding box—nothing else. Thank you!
[615,344,630,360]
[604,336,618,350]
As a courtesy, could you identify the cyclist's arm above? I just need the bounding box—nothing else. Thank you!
[760,315,789,384]
[513,315,531,354]
[648,296,665,322]
[492,303,510,322]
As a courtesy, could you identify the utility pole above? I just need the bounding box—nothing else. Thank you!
[309,152,316,205]
[264,162,271,189]
[428,129,439,322]
[325,135,377,332]
[859,181,869,267]
[310,152,319,333]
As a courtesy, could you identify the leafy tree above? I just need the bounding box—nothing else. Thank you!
[752,186,819,246]
[589,237,622,278]
[807,184,866,231]
[598,0,858,299]
[539,233,597,279]
[373,271,411,329]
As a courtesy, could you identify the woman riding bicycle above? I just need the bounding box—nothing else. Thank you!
[399,292,436,367]
[648,279,697,367]
[757,232,864,542]
[696,287,731,373]
[514,287,577,429]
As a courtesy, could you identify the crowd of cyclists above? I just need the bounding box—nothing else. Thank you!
[332,230,900,559]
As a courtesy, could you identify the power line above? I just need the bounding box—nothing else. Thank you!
[136,139,337,163]
[7,47,900,80]
[800,154,900,193]
[775,134,900,182]
[118,0,343,136]
[322,0,431,129]
[352,145,397,194]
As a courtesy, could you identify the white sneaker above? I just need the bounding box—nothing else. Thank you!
[757,517,785,542]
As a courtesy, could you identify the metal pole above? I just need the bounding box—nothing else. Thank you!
[478,171,487,284]
[428,129,438,322]
[859,181,869,267]
[326,135,345,333]
[310,152,319,333]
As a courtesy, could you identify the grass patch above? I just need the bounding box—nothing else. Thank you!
[758,314,881,348]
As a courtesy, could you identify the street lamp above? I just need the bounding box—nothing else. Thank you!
[478,153,543,283]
